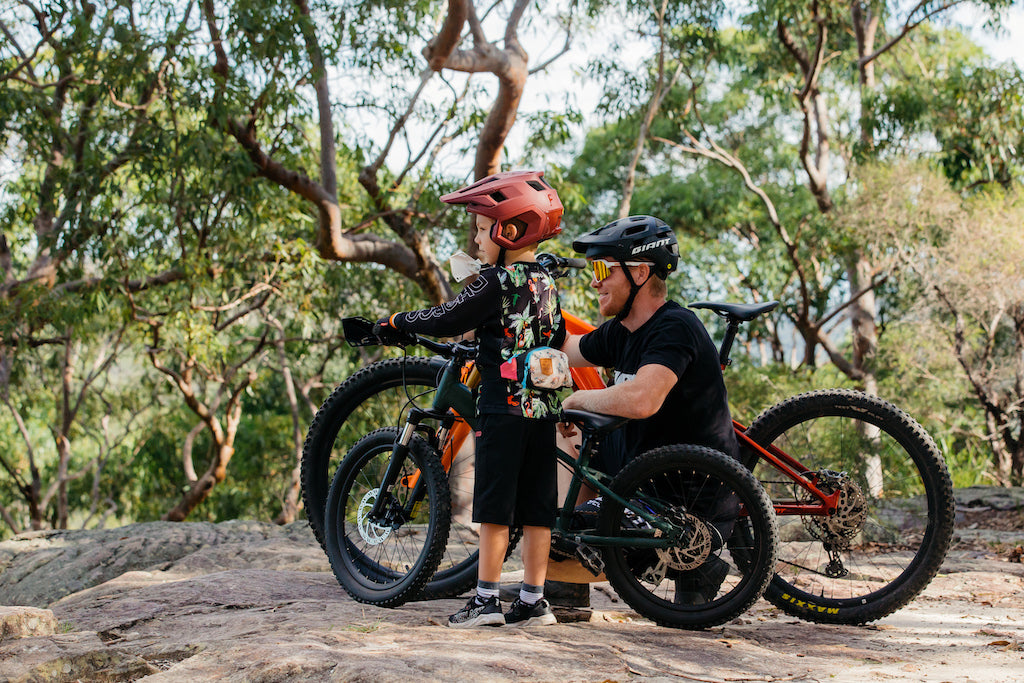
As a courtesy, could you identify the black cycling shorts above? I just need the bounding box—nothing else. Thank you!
[591,428,628,475]
[472,413,557,527]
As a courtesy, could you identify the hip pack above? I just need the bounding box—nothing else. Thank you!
[499,346,573,391]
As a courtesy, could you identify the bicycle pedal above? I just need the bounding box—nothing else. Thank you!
[575,543,605,576]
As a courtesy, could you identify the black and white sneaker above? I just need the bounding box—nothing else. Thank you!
[504,598,557,627]
[447,595,505,628]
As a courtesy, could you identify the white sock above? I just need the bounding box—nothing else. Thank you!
[519,583,544,605]
[477,580,499,601]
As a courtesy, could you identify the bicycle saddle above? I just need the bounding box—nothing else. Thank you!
[562,409,629,434]
[689,300,779,322]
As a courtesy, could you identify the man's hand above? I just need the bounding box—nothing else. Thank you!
[557,391,586,437]
[561,391,584,411]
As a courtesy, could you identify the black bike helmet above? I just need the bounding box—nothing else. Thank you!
[572,215,679,279]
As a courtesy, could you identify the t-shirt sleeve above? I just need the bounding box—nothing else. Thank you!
[639,316,698,379]
[578,320,624,368]
[392,270,499,338]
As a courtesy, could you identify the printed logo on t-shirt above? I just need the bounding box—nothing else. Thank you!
[613,370,636,385]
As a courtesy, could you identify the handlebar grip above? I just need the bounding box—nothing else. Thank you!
[537,253,588,272]
[563,257,588,270]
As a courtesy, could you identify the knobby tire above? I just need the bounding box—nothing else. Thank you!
[598,444,779,630]
[324,428,451,607]
[302,356,510,600]
[742,389,955,625]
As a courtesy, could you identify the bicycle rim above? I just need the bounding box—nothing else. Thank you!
[744,389,954,624]
[302,357,484,598]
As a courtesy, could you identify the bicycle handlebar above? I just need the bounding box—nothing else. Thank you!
[536,253,588,277]
[341,316,477,359]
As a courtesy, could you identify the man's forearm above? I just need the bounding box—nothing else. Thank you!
[563,386,649,419]
[562,363,677,419]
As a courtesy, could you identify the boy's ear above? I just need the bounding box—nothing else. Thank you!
[501,222,520,240]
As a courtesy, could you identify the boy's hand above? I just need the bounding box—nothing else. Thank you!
[373,318,416,346]
[557,421,578,438]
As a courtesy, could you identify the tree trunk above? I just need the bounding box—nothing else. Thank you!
[163,440,236,522]
[272,322,304,525]
[847,255,879,394]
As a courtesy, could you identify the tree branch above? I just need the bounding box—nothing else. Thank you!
[858,0,970,67]
[815,273,889,330]
[423,0,469,70]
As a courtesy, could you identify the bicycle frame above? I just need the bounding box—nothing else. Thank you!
[550,426,685,549]
[434,309,839,521]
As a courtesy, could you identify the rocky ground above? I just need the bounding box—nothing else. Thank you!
[1,486,1022,682]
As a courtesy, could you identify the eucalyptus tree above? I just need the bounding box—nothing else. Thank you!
[196,0,581,293]
[836,161,1024,484]
[1,0,585,527]
[1,0,189,532]
[569,0,1017,394]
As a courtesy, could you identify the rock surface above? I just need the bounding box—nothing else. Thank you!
[1,488,1022,682]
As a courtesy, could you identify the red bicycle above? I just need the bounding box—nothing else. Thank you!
[301,255,954,625]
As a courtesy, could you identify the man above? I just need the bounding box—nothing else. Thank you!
[541,215,740,608]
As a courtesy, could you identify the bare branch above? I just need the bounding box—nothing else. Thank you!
[366,69,435,177]
[52,268,186,295]
[182,422,205,484]
[193,282,279,314]
[815,274,890,330]
[858,0,970,67]
[530,7,575,75]
[505,0,530,55]
[0,501,20,535]
[292,0,337,197]
[2,396,37,492]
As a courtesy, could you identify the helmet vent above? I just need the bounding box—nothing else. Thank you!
[489,190,508,202]
[526,180,547,191]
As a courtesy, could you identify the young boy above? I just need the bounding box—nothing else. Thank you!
[377,170,566,628]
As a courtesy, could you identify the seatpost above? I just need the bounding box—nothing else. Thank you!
[718,318,740,369]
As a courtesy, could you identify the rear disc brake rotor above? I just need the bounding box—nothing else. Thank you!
[801,470,867,547]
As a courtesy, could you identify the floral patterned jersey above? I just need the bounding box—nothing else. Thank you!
[392,261,566,418]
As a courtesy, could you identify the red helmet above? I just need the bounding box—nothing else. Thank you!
[440,170,563,250]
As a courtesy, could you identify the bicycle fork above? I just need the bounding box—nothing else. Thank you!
[366,408,454,528]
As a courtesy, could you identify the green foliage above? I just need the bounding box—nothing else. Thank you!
[6,1,1024,539]
[864,26,1024,189]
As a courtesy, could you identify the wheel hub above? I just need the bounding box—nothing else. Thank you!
[357,488,392,545]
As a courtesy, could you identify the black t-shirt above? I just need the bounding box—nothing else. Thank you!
[578,301,738,464]
[393,261,566,418]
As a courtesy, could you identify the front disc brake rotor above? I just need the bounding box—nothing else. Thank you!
[357,488,392,545]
